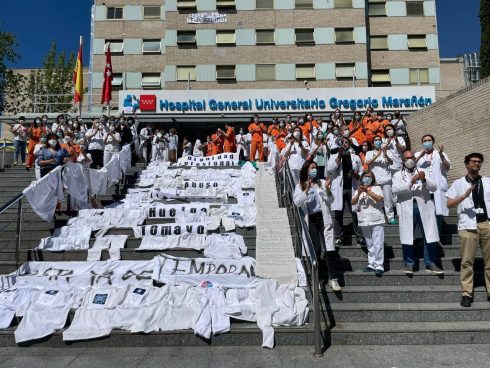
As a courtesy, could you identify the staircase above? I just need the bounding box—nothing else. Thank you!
[319,212,490,345]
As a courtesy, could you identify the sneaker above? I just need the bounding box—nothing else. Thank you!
[22,162,27,166]
[460,295,472,308]
[357,238,366,247]
[363,266,376,273]
[12,161,17,166]
[334,239,343,248]
[388,218,398,225]
[426,265,444,275]
[374,269,384,277]
[404,265,414,275]
[329,279,342,292]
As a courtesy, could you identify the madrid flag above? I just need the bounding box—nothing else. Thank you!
[73,37,84,104]
[101,43,113,104]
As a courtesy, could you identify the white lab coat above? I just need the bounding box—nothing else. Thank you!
[326,152,362,211]
[415,150,450,216]
[392,168,440,245]
[293,179,334,227]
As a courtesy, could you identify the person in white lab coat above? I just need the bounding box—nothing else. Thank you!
[446,153,490,308]
[392,150,443,275]
[352,171,385,277]
[326,137,364,247]
[365,135,396,224]
[236,128,247,161]
[415,134,451,237]
[293,160,341,292]
[281,127,310,186]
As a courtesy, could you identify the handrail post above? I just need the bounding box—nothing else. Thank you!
[15,197,23,268]
[312,260,323,357]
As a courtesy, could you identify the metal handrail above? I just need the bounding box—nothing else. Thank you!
[276,161,323,357]
[0,193,24,268]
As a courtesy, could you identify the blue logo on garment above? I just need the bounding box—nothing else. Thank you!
[93,293,108,305]
[133,288,146,295]
[45,290,59,295]
[123,95,140,111]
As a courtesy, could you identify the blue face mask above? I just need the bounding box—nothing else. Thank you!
[423,141,433,150]
[308,169,317,179]
[374,140,382,149]
[362,177,373,186]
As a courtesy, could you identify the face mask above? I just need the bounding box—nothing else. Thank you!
[386,130,394,138]
[362,146,368,152]
[374,140,382,149]
[355,115,361,121]
[343,130,350,138]
[41,138,47,144]
[328,124,333,129]
[48,139,57,147]
[74,123,79,128]
[335,112,340,118]
[239,130,244,135]
[423,141,433,150]
[404,159,416,169]
[157,133,163,139]
[43,118,47,122]
[286,117,291,122]
[279,123,284,128]
[378,116,383,121]
[35,120,41,124]
[254,118,258,123]
[298,119,304,124]
[56,132,63,138]
[395,113,400,118]
[65,137,72,143]
[308,169,317,179]
[80,145,86,151]
[293,131,301,139]
[387,116,392,121]
[307,116,312,121]
[333,129,339,135]
[110,126,116,132]
[362,177,373,186]
[318,135,324,140]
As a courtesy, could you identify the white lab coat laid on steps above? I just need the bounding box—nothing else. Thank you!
[392,168,440,245]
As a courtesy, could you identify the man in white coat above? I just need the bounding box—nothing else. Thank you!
[415,134,451,237]
[392,150,443,275]
[446,153,490,308]
[326,137,364,247]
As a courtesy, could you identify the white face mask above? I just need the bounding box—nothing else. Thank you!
[404,159,416,169]
[157,133,162,138]
[48,139,57,147]
[293,131,301,139]
[342,130,350,138]
[65,137,72,143]
[110,126,116,132]
[386,130,394,137]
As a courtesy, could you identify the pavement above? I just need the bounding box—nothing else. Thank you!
[0,345,488,368]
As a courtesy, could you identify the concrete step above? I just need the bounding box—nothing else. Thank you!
[337,244,461,258]
[325,285,488,304]
[328,321,490,345]
[328,302,490,322]
[337,270,474,286]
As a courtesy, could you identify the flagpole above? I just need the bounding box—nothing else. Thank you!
[78,36,83,117]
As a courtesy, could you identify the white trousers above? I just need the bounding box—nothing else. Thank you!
[380,183,395,221]
[361,224,385,271]
[323,223,335,252]
[87,235,128,261]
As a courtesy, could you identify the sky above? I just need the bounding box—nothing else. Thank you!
[1,0,483,68]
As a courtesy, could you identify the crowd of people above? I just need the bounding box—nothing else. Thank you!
[7,109,489,307]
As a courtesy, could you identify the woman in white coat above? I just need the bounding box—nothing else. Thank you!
[392,150,444,275]
[281,127,310,186]
[352,171,385,277]
[293,160,341,292]
[415,134,451,236]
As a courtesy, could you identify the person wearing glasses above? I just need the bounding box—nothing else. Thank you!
[446,153,490,308]
[392,150,443,276]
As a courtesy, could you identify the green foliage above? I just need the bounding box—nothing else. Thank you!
[2,70,29,114]
[0,29,20,113]
[481,0,490,79]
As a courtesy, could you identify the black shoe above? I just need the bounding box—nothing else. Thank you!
[374,269,384,277]
[404,265,414,275]
[363,266,375,273]
[461,295,472,308]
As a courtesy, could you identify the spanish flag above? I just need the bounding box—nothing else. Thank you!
[73,36,83,104]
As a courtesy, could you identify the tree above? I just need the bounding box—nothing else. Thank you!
[2,70,29,115]
[27,41,76,113]
[481,0,490,79]
[0,29,20,114]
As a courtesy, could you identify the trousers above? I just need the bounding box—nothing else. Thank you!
[361,224,385,271]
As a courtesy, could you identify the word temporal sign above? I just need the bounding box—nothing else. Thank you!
[120,86,436,114]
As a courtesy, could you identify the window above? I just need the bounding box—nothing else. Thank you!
[177,31,197,44]
[177,0,197,9]
[335,28,355,44]
[111,73,123,91]
[216,31,236,45]
[216,65,236,80]
[336,63,355,79]
[406,1,424,16]
[106,7,123,19]
[141,73,161,88]
[143,6,161,19]
[177,66,196,81]
[106,40,124,54]
[296,64,315,80]
[256,0,273,9]
[370,36,388,50]
[142,40,161,53]
[295,0,313,9]
[368,2,386,16]
[295,29,315,44]
[256,30,275,45]
[371,69,391,85]
[334,0,352,8]
[409,68,429,85]
[408,35,427,50]
[216,0,236,8]
[256,64,275,81]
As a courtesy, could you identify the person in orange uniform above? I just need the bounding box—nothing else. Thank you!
[222,123,236,153]
[212,130,224,155]
[60,132,80,161]
[375,111,389,132]
[363,108,382,144]
[26,117,46,169]
[248,115,266,162]
[348,111,367,145]
[298,116,311,144]
[274,120,288,152]
[267,118,280,139]
[204,136,214,156]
